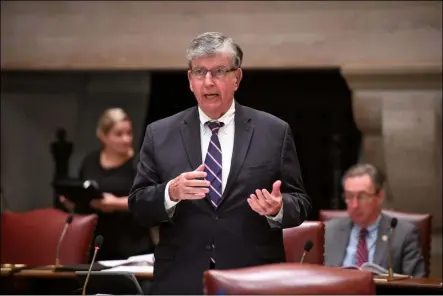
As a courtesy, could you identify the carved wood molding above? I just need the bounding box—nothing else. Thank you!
[341,64,442,90]
[2,1,441,70]
[341,63,442,134]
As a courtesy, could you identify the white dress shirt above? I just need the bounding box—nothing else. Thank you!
[164,100,283,227]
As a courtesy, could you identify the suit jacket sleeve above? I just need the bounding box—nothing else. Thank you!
[128,125,171,228]
[402,226,426,277]
[280,123,311,228]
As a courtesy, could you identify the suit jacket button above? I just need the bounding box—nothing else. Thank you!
[205,245,212,251]
[215,216,219,219]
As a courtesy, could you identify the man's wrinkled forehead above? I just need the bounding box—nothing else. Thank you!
[343,174,375,191]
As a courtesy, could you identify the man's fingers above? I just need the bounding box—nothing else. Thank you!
[248,194,266,215]
[255,189,272,208]
[262,189,280,205]
[184,171,207,180]
[183,186,209,195]
[247,197,262,215]
[183,193,207,200]
[194,164,206,172]
[184,179,210,187]
[272,180,282,195]
[248,197,266,215]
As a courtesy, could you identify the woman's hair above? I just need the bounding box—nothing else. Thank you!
[96,108,130,136]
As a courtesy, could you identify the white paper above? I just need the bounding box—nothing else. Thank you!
[341,263,408,277]
[98,253,155,268]
[98,260,130,268]
[127,253,155,264]
[101,265,154,273]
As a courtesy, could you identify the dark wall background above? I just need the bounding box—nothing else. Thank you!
[145,69,362,220]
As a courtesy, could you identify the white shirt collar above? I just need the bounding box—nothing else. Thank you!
[198,100,235,128]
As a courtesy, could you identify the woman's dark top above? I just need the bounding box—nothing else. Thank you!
[77,150,154,261]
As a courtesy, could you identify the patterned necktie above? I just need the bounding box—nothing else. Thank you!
[204,121,224,208]
[355,228,369,267]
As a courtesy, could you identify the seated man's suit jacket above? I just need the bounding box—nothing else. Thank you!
[324,213,425,277]
[128,102,311,294]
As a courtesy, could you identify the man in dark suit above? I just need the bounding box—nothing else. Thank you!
[324,163,425,277]
[128,32,311,294]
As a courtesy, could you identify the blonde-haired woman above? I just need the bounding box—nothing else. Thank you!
[60,108,154,261]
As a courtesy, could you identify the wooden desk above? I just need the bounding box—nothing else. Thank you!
[0,269,154,295]
[374,277,442,294]
[2,269,442,295]
[374,277,442,288]
[11,268,154,279]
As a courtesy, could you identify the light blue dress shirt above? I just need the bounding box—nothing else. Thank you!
[342,215,382,266]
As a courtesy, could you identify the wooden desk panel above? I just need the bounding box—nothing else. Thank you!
[375,277,442,294]
[374,277,442,289]
[4,268,154,279]
[1,269,442,295]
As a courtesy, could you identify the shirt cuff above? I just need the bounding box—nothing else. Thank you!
[265,203,283,228]
[164,180,179,217]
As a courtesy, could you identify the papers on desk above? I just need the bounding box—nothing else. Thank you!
[98,253,155,273]
[341,263,409,278]
[98,260,128,268]
[101,265,154,273]
[126,253,155,265]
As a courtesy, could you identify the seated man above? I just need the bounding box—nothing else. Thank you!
[324,163,425,277]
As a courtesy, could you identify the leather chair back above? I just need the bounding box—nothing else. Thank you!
[203,262,376,294]
[1,208,97,266]
[319,209,432,277]
[283,221,324,264]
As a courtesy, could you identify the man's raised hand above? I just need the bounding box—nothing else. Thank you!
[169,164,210,201]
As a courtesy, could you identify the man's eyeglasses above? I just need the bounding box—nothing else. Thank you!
[190,67,237,79]
[342,192,378,203]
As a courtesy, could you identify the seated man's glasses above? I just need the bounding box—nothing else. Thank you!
[342,191,378,203]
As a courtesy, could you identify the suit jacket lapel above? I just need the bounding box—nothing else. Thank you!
[181,107,202,170]
[333,218,353,266]
[373,214,390,266]
[219,103,254,207]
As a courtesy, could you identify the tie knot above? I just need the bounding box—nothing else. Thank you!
[360,228,368,238]
[207,121,224,134]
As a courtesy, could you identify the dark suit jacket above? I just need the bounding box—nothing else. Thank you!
[324,213,426,277]
[128,102,311,294]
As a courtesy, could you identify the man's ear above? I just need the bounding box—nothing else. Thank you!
[378,189,385,205]
[187,70,194,92]
[234,68,243,90]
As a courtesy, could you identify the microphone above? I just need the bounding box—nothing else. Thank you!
[300,240,314,264]
[387,217,398,280]
[54,215,74,268]
[82,235,103,296]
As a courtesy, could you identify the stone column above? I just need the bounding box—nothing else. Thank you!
[342,65,442,232]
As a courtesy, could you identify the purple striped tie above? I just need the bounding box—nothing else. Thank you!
[204,121,224,208]
[355,228,369,267]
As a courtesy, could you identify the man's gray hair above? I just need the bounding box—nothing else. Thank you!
[342,163,386,192]
[186,32,243,69]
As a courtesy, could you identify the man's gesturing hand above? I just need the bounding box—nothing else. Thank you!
[169,164,210,202]
[247,180,283,216]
